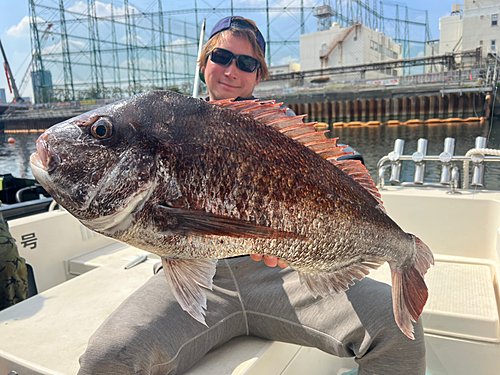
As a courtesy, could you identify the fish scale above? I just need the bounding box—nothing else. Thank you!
[175,147,303,230]
[30,90,433,339]
[164,138,396,266]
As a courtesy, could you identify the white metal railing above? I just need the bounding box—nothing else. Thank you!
[377,137,500,193]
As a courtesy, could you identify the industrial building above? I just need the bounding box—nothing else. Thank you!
[463,0,500,56]
[257,20,403,94]
[432,1,500,59]
[300,22,402,80]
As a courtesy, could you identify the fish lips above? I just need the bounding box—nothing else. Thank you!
[30,134,61,174]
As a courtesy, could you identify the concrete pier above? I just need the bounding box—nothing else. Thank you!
[273,83,493,124]
[287,91,488,123]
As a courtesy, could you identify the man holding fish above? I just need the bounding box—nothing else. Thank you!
[52,16,428,375]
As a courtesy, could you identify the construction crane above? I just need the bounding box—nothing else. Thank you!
[18,23,53,98]
[0,38,23,103]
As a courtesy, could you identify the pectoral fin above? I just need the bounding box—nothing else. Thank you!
[161,257,217,325]
[156,205,308,240]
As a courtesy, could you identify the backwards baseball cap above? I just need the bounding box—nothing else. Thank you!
[208,16,266,56]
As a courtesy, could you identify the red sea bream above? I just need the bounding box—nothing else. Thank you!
[30,90,434,339]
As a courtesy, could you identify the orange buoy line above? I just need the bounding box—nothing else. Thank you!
[314,122,329,130]
[386,120,400,126]
[3,129,46,133]
[403,119,423,125]
[424,118,442,124]
[442,117,463,123]
[327,116,483,128]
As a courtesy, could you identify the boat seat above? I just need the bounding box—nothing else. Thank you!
[183,336,357,375]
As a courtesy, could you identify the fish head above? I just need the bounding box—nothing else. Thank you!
[29,92,172,234]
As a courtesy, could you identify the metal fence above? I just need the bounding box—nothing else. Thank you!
[255,68,493,99]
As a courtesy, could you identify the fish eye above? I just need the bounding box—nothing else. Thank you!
[91,117,113,140]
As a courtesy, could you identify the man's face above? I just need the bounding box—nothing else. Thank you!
[202,33,260,101]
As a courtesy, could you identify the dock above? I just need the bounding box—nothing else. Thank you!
[258,69,496,124]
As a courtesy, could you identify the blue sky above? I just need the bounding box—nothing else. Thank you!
[0,1,459,103]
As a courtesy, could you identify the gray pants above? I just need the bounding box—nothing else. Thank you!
[78,256,426,375]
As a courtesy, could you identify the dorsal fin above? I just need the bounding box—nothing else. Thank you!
[332,160,385,211]
[210,98,384,207]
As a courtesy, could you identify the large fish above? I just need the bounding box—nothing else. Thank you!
[30,90,433,339]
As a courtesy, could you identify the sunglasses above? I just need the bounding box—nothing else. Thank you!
[209,48,261,73]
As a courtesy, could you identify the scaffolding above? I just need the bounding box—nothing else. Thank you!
[28,0,431,103]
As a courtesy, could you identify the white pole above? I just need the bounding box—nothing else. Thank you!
[192,19,206,98]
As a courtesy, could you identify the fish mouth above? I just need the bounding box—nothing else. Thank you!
[30,134,60,173]
[29,152,45,172]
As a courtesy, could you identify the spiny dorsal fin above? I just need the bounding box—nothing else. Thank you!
[333,159,385,211]
[210,98,384,207]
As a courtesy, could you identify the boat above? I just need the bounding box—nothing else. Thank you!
[0,173,53,221]
[0,136,499,375]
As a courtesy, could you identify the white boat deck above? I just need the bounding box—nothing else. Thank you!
[369,258,499,342]
[0,242,154,374]
[0,186,500,374]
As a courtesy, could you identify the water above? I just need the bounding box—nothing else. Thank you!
[327,119,500,190]
[1,132,40,179]
[2,119,500,190]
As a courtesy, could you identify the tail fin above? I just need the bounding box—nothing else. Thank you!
[390,235,434,339]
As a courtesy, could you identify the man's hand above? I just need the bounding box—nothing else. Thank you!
[250,254,289,268]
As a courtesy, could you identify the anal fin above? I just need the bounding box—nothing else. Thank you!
[161,257,217,325]
[299,259,384,298]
